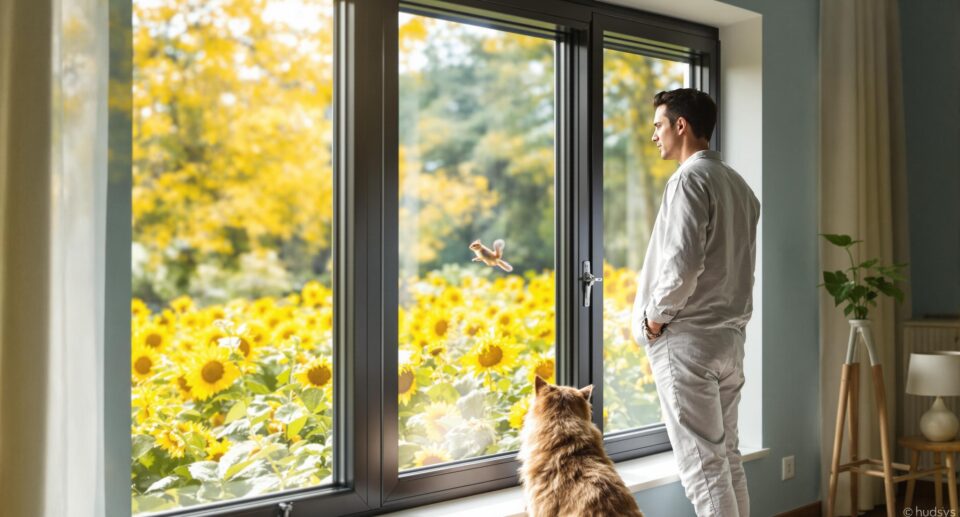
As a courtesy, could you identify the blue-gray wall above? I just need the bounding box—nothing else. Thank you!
[901,0,960,318]
[634,0,822,514]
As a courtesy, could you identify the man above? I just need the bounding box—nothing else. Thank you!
[632,88,760,517]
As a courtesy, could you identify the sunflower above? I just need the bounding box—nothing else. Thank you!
[228,326,263,365]
[461,316,485,338]
[180,311,203,329]
[526,353,555,384]
[508,396,532,429]
[398,365,417,405]
[175,373,193,401]
[185,346,240,400]
[441,287,465,306]
[301,280,330,308]
[154,428,186,459]
[413,447,451,468]
[296,357,334,390]
[169,295,194,314]
[532,318,555,343]
[272,320,304,345]
[203,305,227,322]
[131,343,160,383]
[398,348,420,405]
[131,385,162,425]
[250,297,276,319]
[134,323,169,351]
[430,311,454,340]
[493,310,519,337]
[419,402,460,442]
[462,332,519,384]
[200,328,229,348]
[131,298,150,320]
[423,339,447,361]
[205,438,231,461]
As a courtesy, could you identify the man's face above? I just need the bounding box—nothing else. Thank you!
[651,105,679,161]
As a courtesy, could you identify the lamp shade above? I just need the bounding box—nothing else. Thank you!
[906,352,960,396]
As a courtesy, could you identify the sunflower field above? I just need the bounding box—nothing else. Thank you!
[130,263,659,512]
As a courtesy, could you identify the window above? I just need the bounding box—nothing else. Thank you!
[601,47,688,434]
[396,12,557,471]
[130,0,336,512]
[117,0,719,514]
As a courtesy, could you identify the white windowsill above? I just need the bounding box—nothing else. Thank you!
[386,447,770,516]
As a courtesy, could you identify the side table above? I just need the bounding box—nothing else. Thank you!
[899,435,959,513]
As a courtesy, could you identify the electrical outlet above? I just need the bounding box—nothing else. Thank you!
[781,455,796,480]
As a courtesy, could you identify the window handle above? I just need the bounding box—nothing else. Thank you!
[581,261,603,307]
[279,502,294,517]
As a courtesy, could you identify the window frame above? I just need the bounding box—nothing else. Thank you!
[111,0,720,515]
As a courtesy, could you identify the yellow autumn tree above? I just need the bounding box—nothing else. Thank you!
[134,0,335,302]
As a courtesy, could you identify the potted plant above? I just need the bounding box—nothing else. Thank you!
[821,233,909,515]
[819,233,906,320]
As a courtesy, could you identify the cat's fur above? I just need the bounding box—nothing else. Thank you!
[518,376,645,517]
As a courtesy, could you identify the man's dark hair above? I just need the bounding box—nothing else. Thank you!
[653,88,717,141]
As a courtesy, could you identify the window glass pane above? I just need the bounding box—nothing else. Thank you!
[131,0,335,511]
[397,13,556,471]
[602,48,687,433]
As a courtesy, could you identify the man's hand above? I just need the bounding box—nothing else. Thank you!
[642,315,666,341]
[647,320,664,334]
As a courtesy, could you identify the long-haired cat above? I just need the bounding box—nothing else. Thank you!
[518,376,644,517]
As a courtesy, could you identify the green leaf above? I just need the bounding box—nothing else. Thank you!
[138,450,156,469]
[427,382,460,404]
[274,403,306,425]
[276,368,291,386]
[301,387,325,413]
[891,285,905,302]
[132,434,156,460]
[496,377,512,392]
[414,367,434,388]
[843,304,855,317]
[217,441,257,480]
[249,443,285,462]
[849,285,869,302]
[398,443,419,468]
[146,475,179,493]
[858,258,879,269]
[225,400,247,424]
[835,282,855,305]
[821,234,860,247]
[188,461,220,483]
[243,378,271,395]
[287,415,308,440]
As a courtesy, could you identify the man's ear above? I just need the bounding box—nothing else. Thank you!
[675,116,688,136]
[535,375,548,395]
[579,385,594,402]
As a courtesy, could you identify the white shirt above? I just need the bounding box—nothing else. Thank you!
[632,150,760,341]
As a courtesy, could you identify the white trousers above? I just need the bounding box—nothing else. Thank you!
[644,329,749,517]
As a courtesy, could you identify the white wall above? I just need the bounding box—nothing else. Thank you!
[720,15,763,450]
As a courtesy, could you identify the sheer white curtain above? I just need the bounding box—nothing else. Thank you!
[819,0,910,515]
[0,0,109,515]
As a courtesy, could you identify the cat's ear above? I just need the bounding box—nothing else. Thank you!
[579,385,594,402]
[535,375,548,395]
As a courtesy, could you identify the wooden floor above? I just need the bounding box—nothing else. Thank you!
[863,480,950,517]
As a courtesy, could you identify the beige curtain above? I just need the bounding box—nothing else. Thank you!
[0,0,109,515]
[819,0,910,515]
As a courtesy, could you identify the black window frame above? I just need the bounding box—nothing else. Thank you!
[111,0,719,515]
